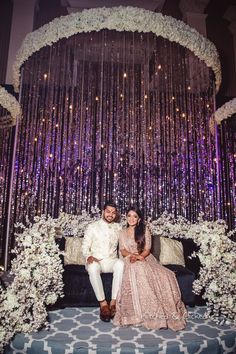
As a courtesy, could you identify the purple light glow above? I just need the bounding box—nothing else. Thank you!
[0,30,235,265]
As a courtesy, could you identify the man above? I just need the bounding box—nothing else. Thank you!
[82,201,124,322]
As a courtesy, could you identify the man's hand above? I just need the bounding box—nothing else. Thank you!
[87,256,100,264]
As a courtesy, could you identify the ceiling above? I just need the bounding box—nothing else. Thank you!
[62,0,166,13]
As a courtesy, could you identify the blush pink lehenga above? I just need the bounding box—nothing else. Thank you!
[113,229,187,331]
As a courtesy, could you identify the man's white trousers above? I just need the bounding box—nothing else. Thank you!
[86,258,124,301]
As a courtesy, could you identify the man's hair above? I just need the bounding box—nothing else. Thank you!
[103,201,117,210]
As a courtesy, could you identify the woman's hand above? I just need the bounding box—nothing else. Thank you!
[136,254,145,261]
[130,254,137,263]
[129,254,145,263]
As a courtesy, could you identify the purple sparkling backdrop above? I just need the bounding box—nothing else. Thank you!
[1,29,236,265]
[10,30,217,224]
[0,106,15,260]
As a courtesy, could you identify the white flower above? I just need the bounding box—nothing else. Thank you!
[19,268,31,279]
[22,235,32,247]
[3,291,19,311]
[45,293,57,305]
[209,281,218,292]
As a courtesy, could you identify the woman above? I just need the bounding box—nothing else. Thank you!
[113,206,187,330]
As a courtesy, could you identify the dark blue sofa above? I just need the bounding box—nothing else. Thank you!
[53,236,196,308]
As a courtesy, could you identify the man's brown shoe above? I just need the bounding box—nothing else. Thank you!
[110,304,116,319]
[100,305,111,322]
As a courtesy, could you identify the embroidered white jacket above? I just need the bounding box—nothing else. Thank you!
[82,219,122,261]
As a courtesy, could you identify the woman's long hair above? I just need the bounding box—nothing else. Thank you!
[127,206,145,254]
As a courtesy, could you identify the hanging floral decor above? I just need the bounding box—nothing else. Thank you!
[0,86,21,128]
[12,6,221,92]
[0,5,221,128]
[1,210,236,350]
[214,97,236,124]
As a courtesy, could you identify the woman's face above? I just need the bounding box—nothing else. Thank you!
[127,210,140,227]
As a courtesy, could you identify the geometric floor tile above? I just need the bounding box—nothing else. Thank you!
[4,306,236,354]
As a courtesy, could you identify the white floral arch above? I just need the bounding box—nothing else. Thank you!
[0,86,21,127]
[0,6,221,128]
[214,97,236,125]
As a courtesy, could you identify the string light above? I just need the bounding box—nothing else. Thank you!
[1,27,234,241]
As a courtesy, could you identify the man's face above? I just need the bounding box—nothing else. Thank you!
[103,205,117,223]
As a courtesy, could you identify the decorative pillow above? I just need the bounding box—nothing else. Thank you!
[159,237,185,266]
[64,237,85,265]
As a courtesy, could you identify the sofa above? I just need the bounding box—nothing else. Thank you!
[53,234,196,309]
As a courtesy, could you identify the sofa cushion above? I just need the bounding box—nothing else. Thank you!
[64,237,85,265]
[159,237,185,267]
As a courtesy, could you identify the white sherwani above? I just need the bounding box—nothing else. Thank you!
[82,219,124,301]
[82,219,121,261]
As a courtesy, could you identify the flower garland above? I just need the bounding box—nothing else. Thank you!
[1,210,235,350]
[11,6,221,92]
[214,97,236,124]
[0,86,21,128]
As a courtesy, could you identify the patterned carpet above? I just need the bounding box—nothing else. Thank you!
[5,306,236,354]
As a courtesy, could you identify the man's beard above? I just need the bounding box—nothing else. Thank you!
[103,215,114,223]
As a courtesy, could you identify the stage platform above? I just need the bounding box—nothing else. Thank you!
[4,306,236,354]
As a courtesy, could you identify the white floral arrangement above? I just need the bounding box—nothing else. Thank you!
[0,215,64,351]
[55,207,101,238]
[0,86,21,128]
[1,210,235,350]
[0,209,102,350]
[12,6,221,92]
[0,6,221,129]
[214,97,236,124]
[149,212,236,325]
